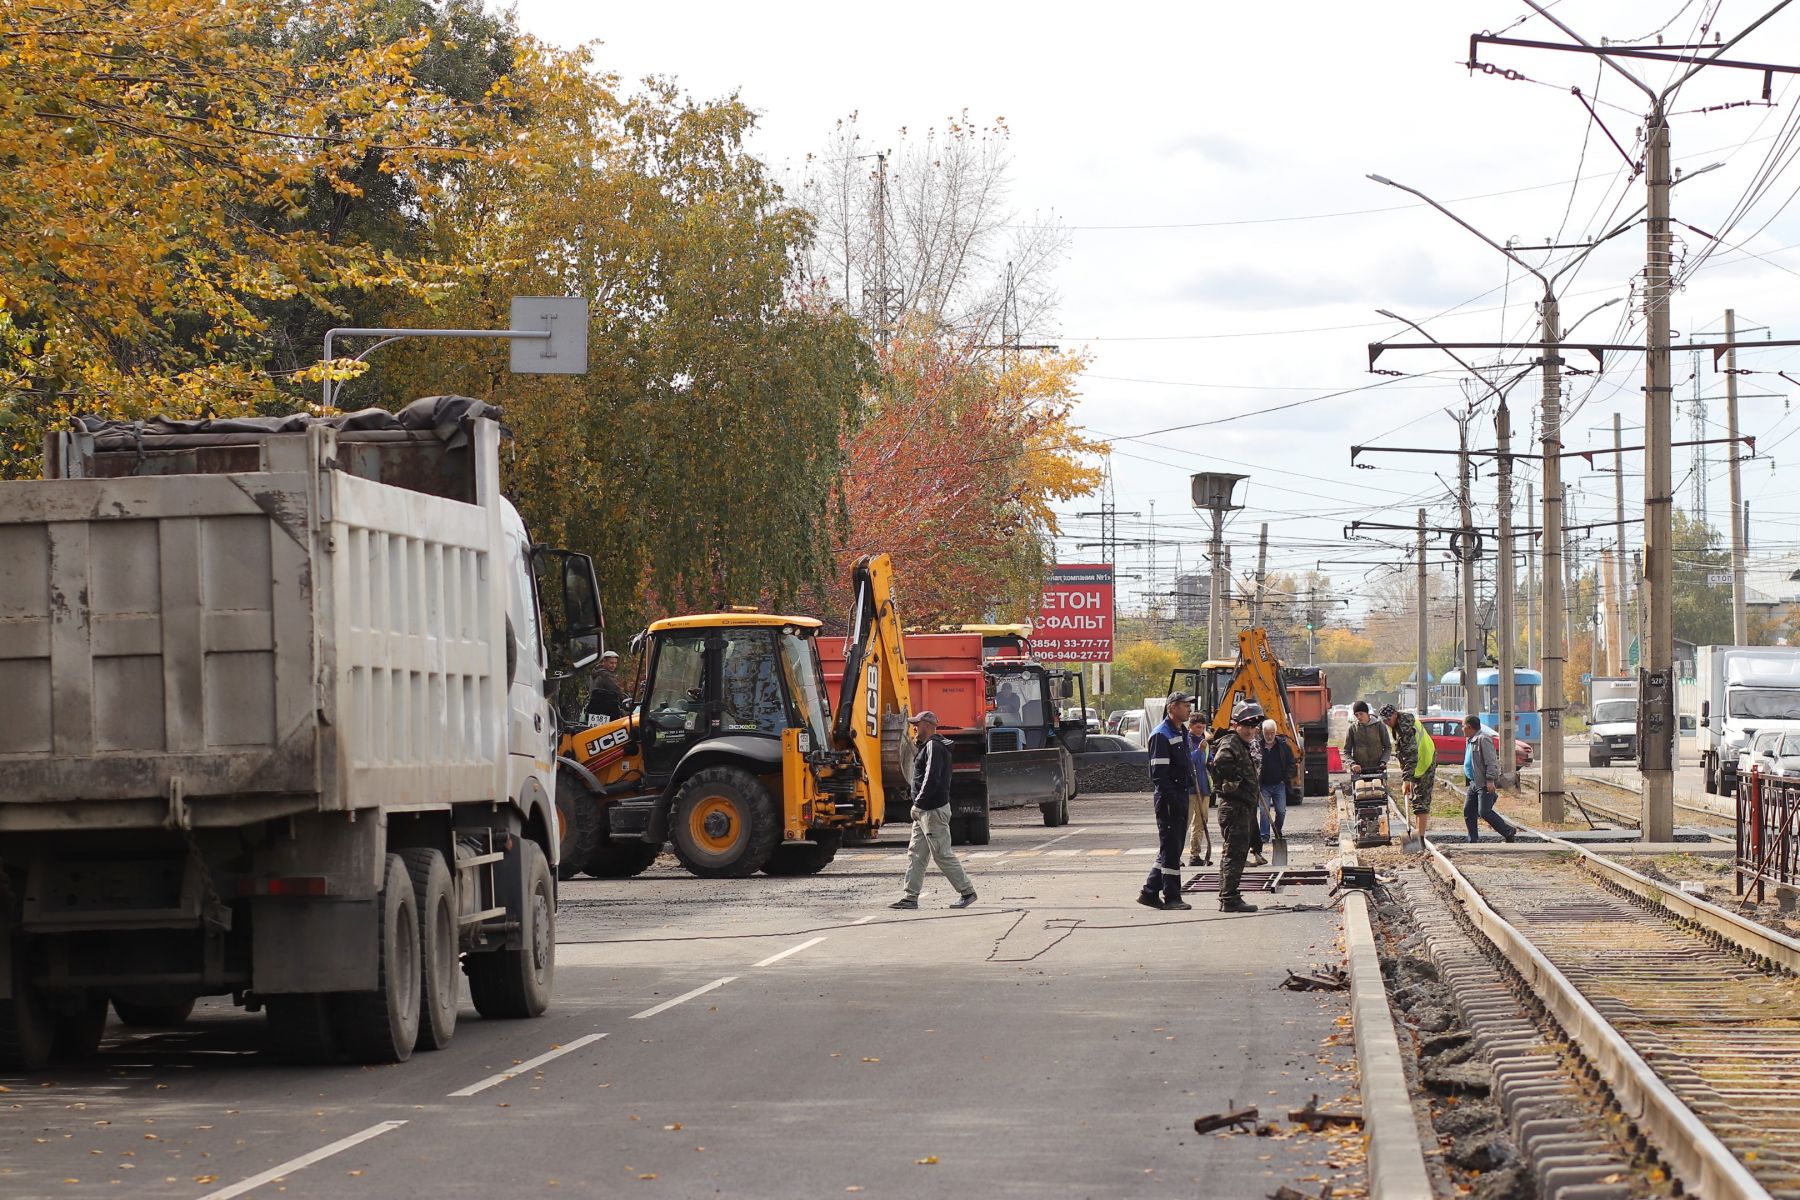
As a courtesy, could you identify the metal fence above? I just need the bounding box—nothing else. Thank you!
[1735,768,1800,902]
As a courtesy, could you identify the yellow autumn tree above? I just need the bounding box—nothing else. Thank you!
[0,0,520,472]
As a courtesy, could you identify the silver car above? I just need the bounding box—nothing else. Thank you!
[1745,731,1800,781]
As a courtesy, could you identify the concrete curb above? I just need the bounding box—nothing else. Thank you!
[1338,792,1436,1200]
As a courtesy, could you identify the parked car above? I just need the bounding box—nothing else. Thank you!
[1112,710,1149,749]
[1420,715,1532,770]
[1063,706,1102,731]
[1739,729,1800,782]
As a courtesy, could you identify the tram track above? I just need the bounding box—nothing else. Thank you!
[1426,835,1800,1198]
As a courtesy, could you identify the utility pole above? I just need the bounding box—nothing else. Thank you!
[1456,413,1480,724]
[1643,97,1676,843]
[1252,523,1269,628]
[1526,481,1537,667]
[1613,413,1627,674]
[1417,509,1430,712]
[1539,294,1568,822]
[1726,309,1749,643]
[1496,400,1518,784]
[1191,474,1247,660]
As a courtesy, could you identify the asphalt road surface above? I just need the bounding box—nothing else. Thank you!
[1,795,1363,1200]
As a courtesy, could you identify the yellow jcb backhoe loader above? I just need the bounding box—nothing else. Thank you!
[1169,627,1305,776]
[554,555,914,879]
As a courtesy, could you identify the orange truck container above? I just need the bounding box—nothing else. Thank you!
[817,631,993,843]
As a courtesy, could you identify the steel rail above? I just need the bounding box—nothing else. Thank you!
[1425,844,1770,1199]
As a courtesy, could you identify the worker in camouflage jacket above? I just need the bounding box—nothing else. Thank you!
[1206,702,1265,913]
[1383,703,1438,846]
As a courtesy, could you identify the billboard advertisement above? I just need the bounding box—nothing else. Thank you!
[1037,563,1115,662]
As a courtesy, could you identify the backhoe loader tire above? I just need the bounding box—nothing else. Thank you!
[401,847,458,1052]
[555,773,604,882]
[330,854,421,1064]
[583,842,661,879]
[1040,796,1070,827]
[466,839,555,1021]
[112,997,196,1028]
[762,842,838,876]
[669,767,779,878]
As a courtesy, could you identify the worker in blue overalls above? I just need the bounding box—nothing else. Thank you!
[1137,691,1197,911]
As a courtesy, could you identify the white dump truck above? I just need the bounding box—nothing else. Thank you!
[0,397,601,1069]
[1697,644,1800,796]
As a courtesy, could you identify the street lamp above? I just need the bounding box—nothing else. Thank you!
[1191,472,1247,660]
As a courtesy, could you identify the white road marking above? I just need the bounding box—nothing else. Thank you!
[630,976,737,1019]
[851,915,878,925]
[1125,847,1157,855]
[1048,848,1083,857]
[198,1120,407,1200]
[447,1033,609,1097]
[1026,828,1088,852]
[754,936,826,967]
[967,850,1005,858]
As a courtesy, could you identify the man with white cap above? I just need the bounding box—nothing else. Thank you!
[890,711,978,910]
[585,649,626,720]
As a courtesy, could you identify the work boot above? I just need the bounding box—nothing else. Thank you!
[1220,897,1260,913]
[889,897,918,910]
[1187,855,1204,867]
[1136,891,1165,910]
[949,891,978,909]
[1502,829,1517,843]
[1163,897,1193,911]
[1250,851,1268,867]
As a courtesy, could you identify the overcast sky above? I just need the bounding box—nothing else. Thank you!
[510,0,1800,622]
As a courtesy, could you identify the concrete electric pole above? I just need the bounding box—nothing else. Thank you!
[1643,100,1676,843]
[1725,309,1749,644]
[1613,413,1627,674]
[1456,414,1480,725]
[1496,400,1518,785]
[1192,473,1247,661]
[1253,522,1270,629]
[1418,509,1430,712]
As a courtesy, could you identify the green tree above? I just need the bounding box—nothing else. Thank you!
[1105,640,1181,713]
[1671,508,1734,646]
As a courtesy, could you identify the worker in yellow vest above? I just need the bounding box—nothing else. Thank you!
[1381,704,1437,846]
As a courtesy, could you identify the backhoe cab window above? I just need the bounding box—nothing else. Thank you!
[647,634,707,734]
[779,631,832,746]
[721,630,788,737]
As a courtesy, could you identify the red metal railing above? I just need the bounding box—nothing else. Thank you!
[1736,767,1800,902]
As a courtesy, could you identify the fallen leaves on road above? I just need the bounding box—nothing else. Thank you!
[861,1057,880,1063]
[663,1123,683,1131]
[193,1176,217,1185]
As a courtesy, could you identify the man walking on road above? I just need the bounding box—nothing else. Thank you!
[890,711,978,910]
[1137,691,1197,911]
[1463,715,1518,844]
[1383,704,1437,845]
[1256,717,1293,862]
[1343,700,1391,778]
[1209,703,1264,913]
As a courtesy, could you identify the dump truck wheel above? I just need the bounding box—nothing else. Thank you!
[0,943,53,1071]
[401,848,458,1052]
[331,854,422,1063]
[669,767,779,877]
[955,808,991,846]
[112,997,195,1028]
[762,842,838,876]
[265,994,338,1063]
[583,841,661,879]
[51,993,109,1061]
[555,773,604,882]
[466,839,555,1020]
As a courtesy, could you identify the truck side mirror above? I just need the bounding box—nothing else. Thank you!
[1699,699,1710,729]
[561,553,603,668]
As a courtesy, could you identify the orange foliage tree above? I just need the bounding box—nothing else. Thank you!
[822,328,1102,625]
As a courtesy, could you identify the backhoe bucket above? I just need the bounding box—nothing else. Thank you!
[984,748,1067,811]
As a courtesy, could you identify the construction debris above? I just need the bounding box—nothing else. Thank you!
[1278,966,1349,992]
[1192,1103,1260,1135]
[1287,1093,1363,1132]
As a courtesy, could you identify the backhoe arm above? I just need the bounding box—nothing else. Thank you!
[831,553,914,822]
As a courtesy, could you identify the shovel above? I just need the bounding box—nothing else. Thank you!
[1254,788,1289,869]
[1394,782,1424,853]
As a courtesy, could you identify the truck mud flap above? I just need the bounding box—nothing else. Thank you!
[984,749,1066,810]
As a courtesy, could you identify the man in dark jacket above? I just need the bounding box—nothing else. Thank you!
[585,650,627,721]
[1256,717,1295,859]
[1343,700,1391,776]
[890,711,977,910]
[1462,714,1517,843]
[1209,703,1264,913]
[1137,692,1197,911]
